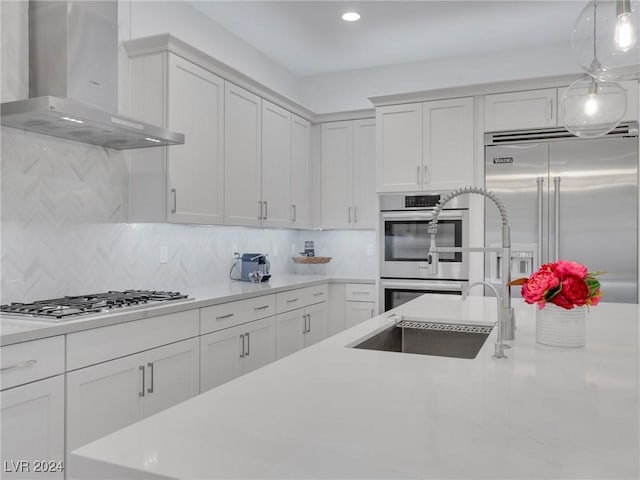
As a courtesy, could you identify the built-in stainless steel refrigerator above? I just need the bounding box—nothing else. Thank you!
[485,122,639,303]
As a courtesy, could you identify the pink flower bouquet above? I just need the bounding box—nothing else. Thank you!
[509,260,602,310]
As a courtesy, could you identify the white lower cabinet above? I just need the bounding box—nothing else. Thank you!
[200,316,275,392]
[66,338,199,455]
[345,302,377,329]
[1,376,65,479]
[275,302,327,360]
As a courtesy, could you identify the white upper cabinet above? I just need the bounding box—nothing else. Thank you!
[224,83,263,227]
[558,79,639,123]
[423,97,475,190]
[291,115,312,229]
[484,88,557,132]
[128,53,224,224]
[261,100,292,228]
[321,119,376,229]
[167,55,225,224]
[376,98,474,192]
[352,119,377,229]
[321,121,353,229]
[376,103,423,192]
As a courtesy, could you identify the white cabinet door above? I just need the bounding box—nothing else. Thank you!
[66,351,145,454]
[484,88,557,131]
[304,302,328,347]
[376,103,422,192]
[200,325,244,392]
[275,308,305,360]
[345,302,376,330]
[241,317,276,374]
[167,54,225,224]
[1,376,64,479]
[321,121,352,229]
[141,338,200,418]
[352,119,377,229]
[225,83,262,226]
[291,114,312,228]
[423,97,474,190]
[261,100,292,228]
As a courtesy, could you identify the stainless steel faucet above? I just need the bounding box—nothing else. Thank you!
[427,186,515,345]
[462,281,506,358]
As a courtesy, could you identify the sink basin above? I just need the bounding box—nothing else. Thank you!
[352,320,493,359]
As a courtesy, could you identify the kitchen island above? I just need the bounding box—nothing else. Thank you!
[70,295,639,479]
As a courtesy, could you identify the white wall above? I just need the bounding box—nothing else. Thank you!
[120,0,303,105]
[300,43,582,113]
[0,0,28,102]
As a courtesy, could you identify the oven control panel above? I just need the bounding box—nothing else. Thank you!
[404,195,440,208]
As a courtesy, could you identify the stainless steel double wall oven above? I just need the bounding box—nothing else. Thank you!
[379,193,470,311]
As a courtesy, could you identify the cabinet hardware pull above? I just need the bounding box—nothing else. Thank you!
[292,204,296,222]
[264,201,268,220]
[352,291,369,295]
[313,292,324,297]
[286,298,299,303]
[548,99,554,120]
[147,362,154,394]
[354,206,358,223]
[139,365,145,397]
[0,359,37,371]
[171,189,177,214]
[307,314,311,333]
[254,305,269,310]
[348,206,352,223]
[370,309,375,317]
[424,165,428,182]
[258,201,263,220]
[216,313,234,320]
[416,165,420,184]
[245,332,250,356]
[302,314,307,334]
[240,334,245,358]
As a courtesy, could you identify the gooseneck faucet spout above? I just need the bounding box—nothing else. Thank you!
[428,186,515,343]
[462,281,506,358]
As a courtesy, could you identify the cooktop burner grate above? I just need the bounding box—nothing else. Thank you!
[0,290,190,320]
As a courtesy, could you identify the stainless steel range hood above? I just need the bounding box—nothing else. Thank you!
[0,1,184,150]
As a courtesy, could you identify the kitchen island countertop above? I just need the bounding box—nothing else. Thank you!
[71,295,639,479]
[0,275,374,346]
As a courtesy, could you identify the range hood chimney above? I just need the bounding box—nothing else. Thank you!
[0,1,184,150]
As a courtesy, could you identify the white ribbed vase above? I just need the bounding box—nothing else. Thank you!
[536,304,587,347]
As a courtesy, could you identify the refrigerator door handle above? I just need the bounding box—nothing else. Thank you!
[553,176,561,261]
[536,176,544,268]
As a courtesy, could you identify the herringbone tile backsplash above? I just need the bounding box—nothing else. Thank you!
[1,128,375,303]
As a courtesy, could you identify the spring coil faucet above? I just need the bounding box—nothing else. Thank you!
[427,186,515,353]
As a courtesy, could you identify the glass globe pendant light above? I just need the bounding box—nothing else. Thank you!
[572,0,640,81]
[562,0,629,137]
[560,75,627,137]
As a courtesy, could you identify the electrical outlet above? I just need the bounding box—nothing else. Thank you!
[159,246,168,264]
[366,243,375,257]
[272,244,279,257]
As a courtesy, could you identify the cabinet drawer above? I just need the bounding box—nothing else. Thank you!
[201,294,275,334]
[307,284,328,305]
[1,336,65,390]
[276,288,307,313]
[345,283,376,302]
[67,309,199,371]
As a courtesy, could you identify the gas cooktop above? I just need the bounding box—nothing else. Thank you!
[0,290,192,321]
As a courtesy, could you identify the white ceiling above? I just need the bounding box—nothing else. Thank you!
[187,1,587,77]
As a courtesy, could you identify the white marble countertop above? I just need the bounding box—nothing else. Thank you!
[0,275,374,346]
[71,295,640,479]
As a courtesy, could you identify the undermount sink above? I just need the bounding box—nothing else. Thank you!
[352,320,493,359]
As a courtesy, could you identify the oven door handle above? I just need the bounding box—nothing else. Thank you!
[382,281,465,291]
[381,211,464,221]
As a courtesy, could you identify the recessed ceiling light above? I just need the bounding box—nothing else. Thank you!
[342,11,360,22]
